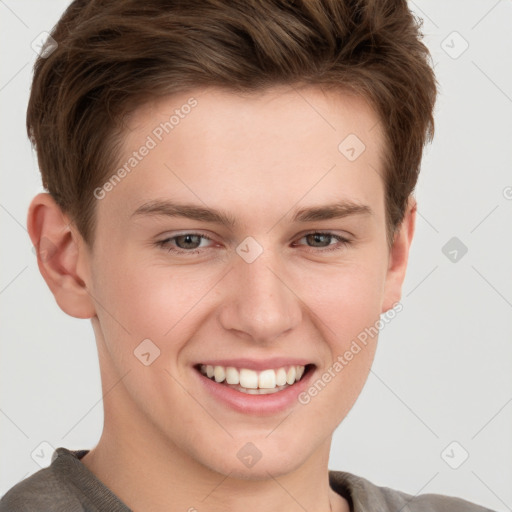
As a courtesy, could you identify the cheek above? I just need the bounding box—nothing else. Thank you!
[122,267,216,338]
[292,260,384,421]
[93,249,198,331]
[299,259,386,344]
[91,255,220,375]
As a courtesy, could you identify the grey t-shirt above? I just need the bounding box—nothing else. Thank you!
[0,447,495,512]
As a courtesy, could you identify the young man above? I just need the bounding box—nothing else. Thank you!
[0,0,496,511]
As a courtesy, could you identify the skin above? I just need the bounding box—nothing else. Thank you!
[27,84,416,512]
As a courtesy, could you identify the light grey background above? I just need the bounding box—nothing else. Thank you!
[1,0,511,509]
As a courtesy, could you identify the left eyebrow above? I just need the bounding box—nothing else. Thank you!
[292,200,373,222]
[130,199,373,227]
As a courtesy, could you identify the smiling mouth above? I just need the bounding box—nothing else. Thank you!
[195,363,315,394]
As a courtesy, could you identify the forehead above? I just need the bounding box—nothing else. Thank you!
[127,84,382,141]
[100,84,386,227]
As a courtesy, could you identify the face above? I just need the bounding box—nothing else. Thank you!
[78,85,402,479]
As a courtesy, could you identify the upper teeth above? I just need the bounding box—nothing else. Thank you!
[200,364,306,389]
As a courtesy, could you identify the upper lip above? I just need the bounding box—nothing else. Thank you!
[195,358,314,371]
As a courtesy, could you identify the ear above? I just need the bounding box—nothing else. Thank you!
[27,192,96,319]
[381,195,417,313]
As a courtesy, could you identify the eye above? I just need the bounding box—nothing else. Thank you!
[154,231,352,256]
[155,232,214,255]
[294,232,351,253]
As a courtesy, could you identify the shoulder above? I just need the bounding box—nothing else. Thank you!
[0,451,86,512]
[329,470,496,512]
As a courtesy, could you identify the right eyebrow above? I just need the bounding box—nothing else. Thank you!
[131,200,237,228]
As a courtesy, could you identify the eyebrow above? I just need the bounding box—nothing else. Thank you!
[131,199,373,227]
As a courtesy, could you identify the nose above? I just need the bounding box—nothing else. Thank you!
[217,244,302,344]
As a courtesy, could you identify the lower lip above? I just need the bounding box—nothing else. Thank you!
[194,366,316,415]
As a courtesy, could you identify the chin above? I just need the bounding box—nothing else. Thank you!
[209,457,303,482]
[192,439,308,481]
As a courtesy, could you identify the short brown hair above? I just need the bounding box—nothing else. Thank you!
[27,0,437,249]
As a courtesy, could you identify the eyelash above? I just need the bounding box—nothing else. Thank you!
[154,231,352,255]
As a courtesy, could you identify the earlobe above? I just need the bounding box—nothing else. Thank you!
[27,192,96,319]
[381,196,417,314]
